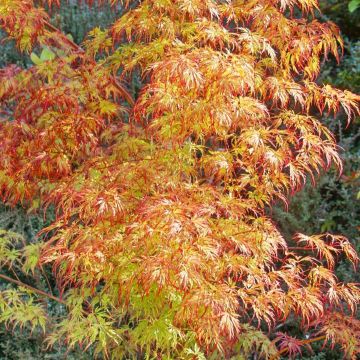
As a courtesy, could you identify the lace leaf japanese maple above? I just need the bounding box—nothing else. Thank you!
[0,0,359,359]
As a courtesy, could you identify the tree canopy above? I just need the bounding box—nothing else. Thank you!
[0,1,359,358]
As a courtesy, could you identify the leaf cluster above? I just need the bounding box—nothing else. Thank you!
[0,1,359,359]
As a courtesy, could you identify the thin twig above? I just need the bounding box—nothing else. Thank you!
[288,247,313,251]
[40,265,54,296]
[0,273,66,305]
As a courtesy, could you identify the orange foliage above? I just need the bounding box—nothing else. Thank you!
[0,0,359,358]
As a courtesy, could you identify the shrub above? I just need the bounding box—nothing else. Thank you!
[0,1,359,358]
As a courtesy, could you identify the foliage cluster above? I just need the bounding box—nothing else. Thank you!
[0,1,360,359]
[274,3,360,357]
[274,1,360,278]
[0,3,121,355]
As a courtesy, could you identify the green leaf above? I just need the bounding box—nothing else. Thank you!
[66,33,74,42]
[348,0,360,12]
[31,47,56,65]
[30,52,42,65]
[22,243,42,274]
[40,47,56,62]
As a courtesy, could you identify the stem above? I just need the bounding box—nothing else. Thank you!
[0,273,66,305]
[300,335,326,346]
[40,265,54,296]
[43,21,135,106]
[43,21,84,53]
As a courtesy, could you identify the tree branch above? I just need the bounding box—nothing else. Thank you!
[0,273,66,305]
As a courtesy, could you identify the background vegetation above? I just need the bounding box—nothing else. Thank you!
[0,1,359,358]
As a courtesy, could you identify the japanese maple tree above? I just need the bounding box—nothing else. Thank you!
[0,0,359,358]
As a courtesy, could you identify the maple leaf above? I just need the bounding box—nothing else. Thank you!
[0,0,359,358]
[275,333,305,358]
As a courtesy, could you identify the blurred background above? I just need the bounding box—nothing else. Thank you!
[0,1,359,358]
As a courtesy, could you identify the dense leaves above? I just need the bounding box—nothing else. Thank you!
[0,0,359,359]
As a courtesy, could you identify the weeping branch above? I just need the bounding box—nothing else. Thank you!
[270,335,327,360]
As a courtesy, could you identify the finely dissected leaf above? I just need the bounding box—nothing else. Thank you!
[0,288,47,333]
[22,243,42,274]
[0,0,359,359]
